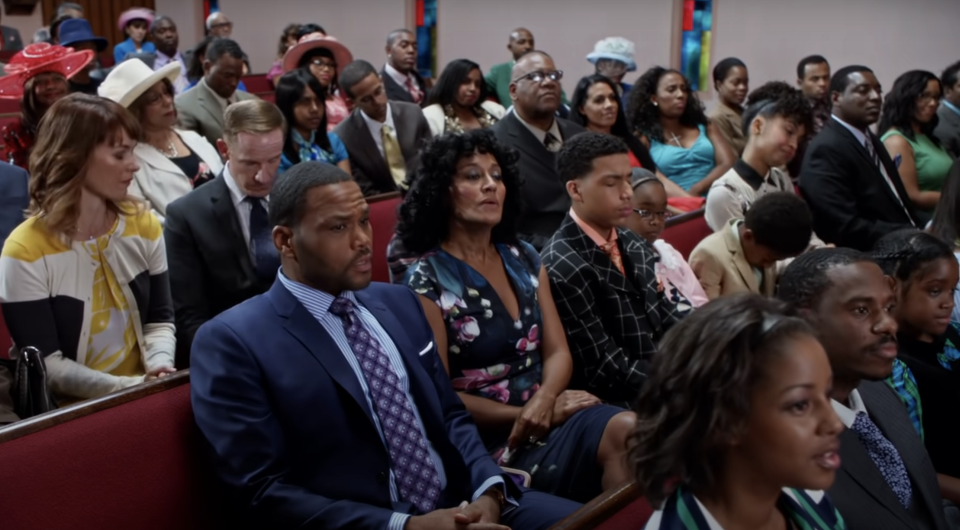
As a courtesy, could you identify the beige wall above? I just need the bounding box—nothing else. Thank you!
[1,4,44,45]
[156,0,204,53]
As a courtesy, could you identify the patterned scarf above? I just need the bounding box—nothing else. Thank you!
[292,129,337,165]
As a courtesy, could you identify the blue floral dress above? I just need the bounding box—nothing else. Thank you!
[405,241,622,503]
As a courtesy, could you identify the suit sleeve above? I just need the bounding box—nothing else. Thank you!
[546,265,648,393]
[176,102,200,137]
[190,319,398,529]
[688,246,724,300]
[163,200,213,362]
[799,141,910,248]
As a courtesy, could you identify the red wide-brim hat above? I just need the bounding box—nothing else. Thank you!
[0,43,94,99]
[282,34,353,76]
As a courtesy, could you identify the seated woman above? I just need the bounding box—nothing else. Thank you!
[585,37,636,103]
[422,58,505,136]
[569,74,688,199]
[0,94,176,404]
[275,69,350,174]
[624,169,708,309]
[0,43,93,169]
[708,58,749,156]
[268,23,301,88]
[281,33,353,131]
[98,59,223,220]
[632,293,845,529]
[398,129,635,503]
[880,70,954,217]
[112,8,156,65]
[627,66,735,195]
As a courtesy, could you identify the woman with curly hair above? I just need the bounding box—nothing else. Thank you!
[422,58,505,136]
[627,66,735,195]
[880,70,954,214]
[632,293,845,529]
[398,129,635,503]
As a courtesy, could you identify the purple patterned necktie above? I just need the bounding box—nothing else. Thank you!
[329,296,442,514]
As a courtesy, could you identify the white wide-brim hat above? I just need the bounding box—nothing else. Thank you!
[98,60,181,108]
[586,37,637,72]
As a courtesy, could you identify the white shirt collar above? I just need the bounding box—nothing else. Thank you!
[384,62,412,88]
[202,77,231,109]
[831,114,869,146]
[222,163,245,207]
[831,388,866,428]
[513,110,561,146]
[361,102,395,133]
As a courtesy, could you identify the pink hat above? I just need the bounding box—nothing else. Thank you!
[282,34,353,76]
[118,8,154,32]
[0,43,94,99]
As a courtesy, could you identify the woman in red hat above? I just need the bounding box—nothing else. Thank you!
[282,32,353,131]
[0,43,93,170]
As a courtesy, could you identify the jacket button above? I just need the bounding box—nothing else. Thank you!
[377,471,388,484]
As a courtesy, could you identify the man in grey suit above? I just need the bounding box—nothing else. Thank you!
[333,60,431,197]
[779,248,957,530]
[935,61,960,159]
[175,38,256,146]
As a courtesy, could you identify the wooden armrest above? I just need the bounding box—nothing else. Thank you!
[665,207,705,228]
[547,481,642,530]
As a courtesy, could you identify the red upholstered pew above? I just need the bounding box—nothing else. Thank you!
[661,208,712,260]
[0,371,230,529]
[547,481,652,530]
[368,191,402,283]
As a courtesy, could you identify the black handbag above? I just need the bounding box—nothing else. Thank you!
[0,346,57,419]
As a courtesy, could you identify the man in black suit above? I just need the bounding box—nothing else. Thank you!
[163,100,285,367]
[491,50,585,250]
[333,60,432,197]
[799,65,921,251]
[934,60,960,159]
[779,248,956,530]
[381,29,427,105]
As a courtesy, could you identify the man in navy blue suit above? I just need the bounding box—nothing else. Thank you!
[191,161,581,529]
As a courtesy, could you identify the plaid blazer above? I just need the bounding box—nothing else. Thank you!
[541,214,689,405]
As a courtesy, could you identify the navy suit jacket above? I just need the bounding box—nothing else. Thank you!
[0,162,28,249]
[191,279,514,529]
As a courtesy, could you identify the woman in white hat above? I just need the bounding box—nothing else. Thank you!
[587,37,637,105]
[282,32,353,131]
[99,60,223,221]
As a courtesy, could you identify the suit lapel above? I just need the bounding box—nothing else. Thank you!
[722,222,760,293]
[503,113,556,175]
[196,82,226,129]
[381,69,414,103]
[392,104,416,161]
[622,233,664,331]
[836,429,916,527]
[562,216,635,295]
[209,175,255,281]
[830,121,912,218]
[136,142,188,176]
[349,112,392,184]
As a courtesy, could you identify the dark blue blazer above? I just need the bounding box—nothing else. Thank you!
[191,279,514,529]
[0,162,28,249]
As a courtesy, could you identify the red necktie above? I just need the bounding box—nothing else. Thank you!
[406,77,422,103]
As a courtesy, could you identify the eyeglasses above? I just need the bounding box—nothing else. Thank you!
[210,22,233,30]
[310,59,337,71]
[512,70,563,84]
[633,209,673,220]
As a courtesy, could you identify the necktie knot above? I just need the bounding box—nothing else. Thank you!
[329,296,357,318]
[544,132,561,152]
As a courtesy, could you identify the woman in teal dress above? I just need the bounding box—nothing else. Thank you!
[881,70,954,216]
[398,129,635,504]
[632,294,846,529]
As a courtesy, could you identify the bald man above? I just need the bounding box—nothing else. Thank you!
[485,28,569,113]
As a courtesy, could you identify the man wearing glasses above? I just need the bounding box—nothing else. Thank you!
[206,12,233,38]
[491,50,585,250]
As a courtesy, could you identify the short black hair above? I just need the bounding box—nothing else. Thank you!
[796,55,829,80]
[942,60,960,88]
[713,57,746,88]
[205,38,244,63]
[387,28,414,47]
[269,162,352,228]
[150,15,175,32]
[396,129,523,254]
[743,192,812,255]
[778,248,875,308]
[741,82,813,138]
[556,132,629,183]
[339,60,378,99]
[830,65,873,95]
[425,58,488,108]
[872,229,954,284]
[297,23,326,40]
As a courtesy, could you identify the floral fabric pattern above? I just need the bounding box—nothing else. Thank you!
[405,242,543,407]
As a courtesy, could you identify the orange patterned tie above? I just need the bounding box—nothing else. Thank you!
[601,240,625,275]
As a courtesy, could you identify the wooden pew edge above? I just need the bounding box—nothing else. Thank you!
[547,481,642,530]
[0,370,191,445]
[664,207,705,228]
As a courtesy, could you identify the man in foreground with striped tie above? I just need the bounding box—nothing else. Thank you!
[190,161,581,530]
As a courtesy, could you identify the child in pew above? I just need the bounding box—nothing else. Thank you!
[689,192,812,299]
[874,229,960,480]
[631,293,845,529]
[624,168,708,308]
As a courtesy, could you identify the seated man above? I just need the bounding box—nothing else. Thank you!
[779,248,956,530]
[799,65,921,250]
[690,191,811,299]
[191,161,581,529]
[333,60,432,197]
[175,37,257,146]
[164,100,283,367]
[542,133,687,407]
[491,50,585,250]
[381,29,427,105]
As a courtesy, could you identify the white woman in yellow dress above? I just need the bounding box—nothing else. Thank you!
[0,94,176,404]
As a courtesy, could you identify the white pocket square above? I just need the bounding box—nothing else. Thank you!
[418,342,434,356]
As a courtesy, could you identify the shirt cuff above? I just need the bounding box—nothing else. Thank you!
[472,475,519,515]
[388,512,411,530]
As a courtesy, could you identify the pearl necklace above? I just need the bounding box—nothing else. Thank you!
[152,139,178,158]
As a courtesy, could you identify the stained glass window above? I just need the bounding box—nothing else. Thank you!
[416,0,438,78]
[680,0,713,92]
[204,0,220,21]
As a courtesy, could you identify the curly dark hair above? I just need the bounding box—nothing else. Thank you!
[873,228,954,285]
[930,160,960,245]
[878,70,943,146]
[626,66,707,143]
[778,248,875,309]
[741,82,814,139]
[396,129,523,254]
[630,293,814,506]
[744,192,812,256]
[556,131,628,183]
